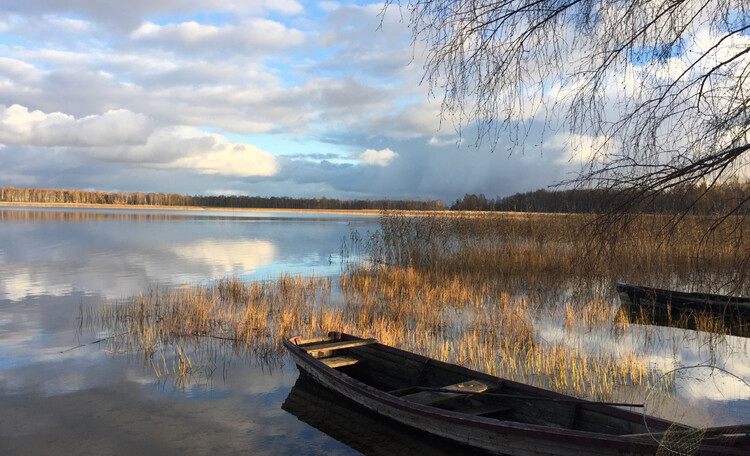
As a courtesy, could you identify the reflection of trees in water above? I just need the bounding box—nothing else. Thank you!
[0,209,193,223]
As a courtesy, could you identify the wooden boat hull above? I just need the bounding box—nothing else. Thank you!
[284,332,748,455]
[282,373,476,455]
[616,282,750,336]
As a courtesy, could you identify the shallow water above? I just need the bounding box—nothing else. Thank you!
[0,206,385,455]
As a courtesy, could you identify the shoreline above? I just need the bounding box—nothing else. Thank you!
[0,202,565,218]
[0,201,388,216]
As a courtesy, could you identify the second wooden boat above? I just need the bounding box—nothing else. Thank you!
[615,282,750,336]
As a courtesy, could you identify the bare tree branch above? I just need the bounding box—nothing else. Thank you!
[388,0,750,285]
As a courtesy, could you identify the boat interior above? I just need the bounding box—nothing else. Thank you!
[291,335,655,436]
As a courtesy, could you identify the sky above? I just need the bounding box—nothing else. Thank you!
[0,0,577,203]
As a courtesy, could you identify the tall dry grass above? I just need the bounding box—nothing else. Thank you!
[96,211,749,400]
[367,211,750,293]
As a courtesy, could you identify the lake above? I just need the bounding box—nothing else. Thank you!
[0,206,398,455]
[1,206,749,455]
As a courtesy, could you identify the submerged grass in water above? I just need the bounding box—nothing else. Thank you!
[95,212,749,402]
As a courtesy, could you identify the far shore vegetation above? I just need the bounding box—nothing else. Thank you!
[6,184,750,215]
[94,211,749,407]
[0,186,447,211]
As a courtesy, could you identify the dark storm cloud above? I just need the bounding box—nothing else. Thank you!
[248,128,575,202]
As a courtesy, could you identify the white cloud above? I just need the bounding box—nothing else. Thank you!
[45,15,91,33]
[548,132,617,164]
[318,2,340,12]
[355,148,398,166]
[0,104,151,147]
[130,19,305,52]
[0,1,305,32]
[0,58,42,84]
[167,141,280,177]
[428,136,463,147]
[263,0,304,15]
[205,189,250,196]
[0,105,279,178]
[86,126,282,177]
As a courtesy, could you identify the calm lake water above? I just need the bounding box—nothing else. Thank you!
[0,206,401,456]
[1,206,749,455]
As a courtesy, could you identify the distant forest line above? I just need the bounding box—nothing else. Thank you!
[452,185,750,215]
[0,187,447,211]
[3,185,749,215]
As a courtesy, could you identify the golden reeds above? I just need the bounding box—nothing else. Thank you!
[95,211,749,400]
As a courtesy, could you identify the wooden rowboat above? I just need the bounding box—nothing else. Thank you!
[615,282,750,336]
[284,332,750,455]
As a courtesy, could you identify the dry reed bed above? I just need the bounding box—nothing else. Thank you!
[97,212,749,400]
[98,271,648,400]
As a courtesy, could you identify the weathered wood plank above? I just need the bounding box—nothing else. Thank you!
[624,423,750,439]
[401,380,493,406]
[563,403,579,429]
[387,386,419,396]
[304,338,378,358]
[350,346,430,382]
[575,408,646,434]
[295,336,336,346]
[460,402,513,416]
[319,356,361,369]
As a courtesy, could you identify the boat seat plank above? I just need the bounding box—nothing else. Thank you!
[387,386,418,396]
[401,380,494,406]
[462,403,513,416]
[319,356,361,369]
[303,338,378,358]
[295,336,336,346]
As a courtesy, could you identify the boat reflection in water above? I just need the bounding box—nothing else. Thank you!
[282,373,478,456]
[615,282,750,338]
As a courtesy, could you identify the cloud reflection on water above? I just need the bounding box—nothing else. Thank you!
[0,207,375,394]
[0,207,369,300]
[0,207,377,454]
[0,238,279,301]
[169,239,277,278]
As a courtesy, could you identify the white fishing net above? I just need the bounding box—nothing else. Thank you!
[644,365,750,456]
